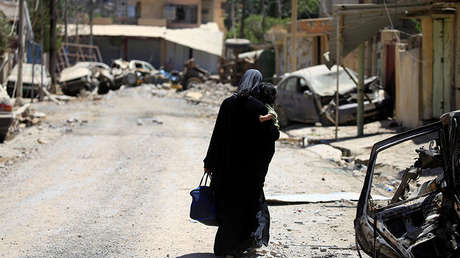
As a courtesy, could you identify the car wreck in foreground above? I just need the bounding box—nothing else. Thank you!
[355,110,460,257]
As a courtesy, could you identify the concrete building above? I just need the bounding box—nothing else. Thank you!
[67,0,225,74]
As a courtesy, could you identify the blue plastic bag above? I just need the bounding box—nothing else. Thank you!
[190,173,217,226]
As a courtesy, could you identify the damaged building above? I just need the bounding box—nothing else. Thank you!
[326,0,460,128]
[65,0,225,74]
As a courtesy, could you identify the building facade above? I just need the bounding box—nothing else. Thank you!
[93,0,225,30]
[68,0,225,74]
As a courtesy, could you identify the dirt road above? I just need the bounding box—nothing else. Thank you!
[0,86,366,257]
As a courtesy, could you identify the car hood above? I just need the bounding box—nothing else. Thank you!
[59,67,91,82]
[290,65,357,96]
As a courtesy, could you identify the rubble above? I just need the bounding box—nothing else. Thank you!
[7,105,47,141]
[177,80,236,106]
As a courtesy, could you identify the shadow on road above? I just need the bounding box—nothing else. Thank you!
[177,253,214,258]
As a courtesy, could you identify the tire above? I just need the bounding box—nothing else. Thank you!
[275,105,289,128]
[0,133,5,143]
[97,84,110,95]
[184,77,201,90]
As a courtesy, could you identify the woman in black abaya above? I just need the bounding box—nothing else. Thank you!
[203,69,279,257]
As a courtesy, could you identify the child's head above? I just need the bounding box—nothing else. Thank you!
[259,82,277,105]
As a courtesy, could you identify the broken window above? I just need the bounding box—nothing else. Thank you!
[165,4,198,25]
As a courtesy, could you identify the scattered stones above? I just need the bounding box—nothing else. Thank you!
[36,138,47,144]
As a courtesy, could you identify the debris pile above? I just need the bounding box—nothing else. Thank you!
[7,104,47,139]
[178,80,235,106]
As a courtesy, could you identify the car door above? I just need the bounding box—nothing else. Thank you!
[277,76,298,121]
[297,77,319,123]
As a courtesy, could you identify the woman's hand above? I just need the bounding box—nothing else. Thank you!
[259,114,274,122]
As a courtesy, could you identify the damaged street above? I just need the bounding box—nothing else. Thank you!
[0,85,368,257]
[1,0,460,257]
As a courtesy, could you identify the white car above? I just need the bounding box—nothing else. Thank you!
[6,64,51,98]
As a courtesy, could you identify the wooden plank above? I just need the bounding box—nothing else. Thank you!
[456,3,460,110]
[444,16,453,113]
[433,18,443,117]
[422,17,433,120]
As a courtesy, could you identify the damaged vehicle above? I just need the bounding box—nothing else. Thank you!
[275,65,390,127]
[6,64,51,98]
[111,59,134,87]
[0,86,13,143]
[59,62,115,96]
[128,60,157,86]
[355,111,460,257]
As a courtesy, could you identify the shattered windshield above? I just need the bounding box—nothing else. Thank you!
[299,65,357,96]
[369,130,442,208]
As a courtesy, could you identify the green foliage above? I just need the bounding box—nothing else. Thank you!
[0,11,12,54]
[226,14,289,44]
[27,0,67,52]
[224,0,320,44]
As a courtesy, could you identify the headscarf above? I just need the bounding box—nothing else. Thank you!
[235,69,262,98]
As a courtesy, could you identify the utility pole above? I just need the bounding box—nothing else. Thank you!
[277,0,282,18]
[39,0,45,101]
[357,43,365,137]
[231,0,236,39]
[261,0,265,32]
[89,0,94,47]
[239,0,246,38]
[64,0,68,44]
[16,0,25,99]
[49,0,57,93]
[290,0,297,72]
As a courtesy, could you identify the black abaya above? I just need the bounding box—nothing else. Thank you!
[204,95,279,256]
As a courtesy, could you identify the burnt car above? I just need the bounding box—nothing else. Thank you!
[0,86,13,143]
[128,60,157,86]
[6,64,51,98]
[275,65,390,127]
[59,62,115,96]
[111,59,133,87]
[355,110,460,257]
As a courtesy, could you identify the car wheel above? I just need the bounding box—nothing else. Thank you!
[184,77,201,90]
[97,84,110,95]
[276,105,289,128]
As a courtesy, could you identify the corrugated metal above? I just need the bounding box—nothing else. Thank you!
[326,2,432,68]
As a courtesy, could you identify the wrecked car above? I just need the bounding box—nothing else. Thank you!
[59,62,115,96]
[6,64,51,98]
[111,59,134,87]
[355,111,460,257]
[128,60,157,86]
[275,65,390,127]
[0,86,13,143]
[181,58,208,90]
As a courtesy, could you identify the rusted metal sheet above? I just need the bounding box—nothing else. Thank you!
[287,18,332,35]
[326,2,432,68]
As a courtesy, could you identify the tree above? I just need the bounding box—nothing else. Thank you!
[0,11,13,54]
